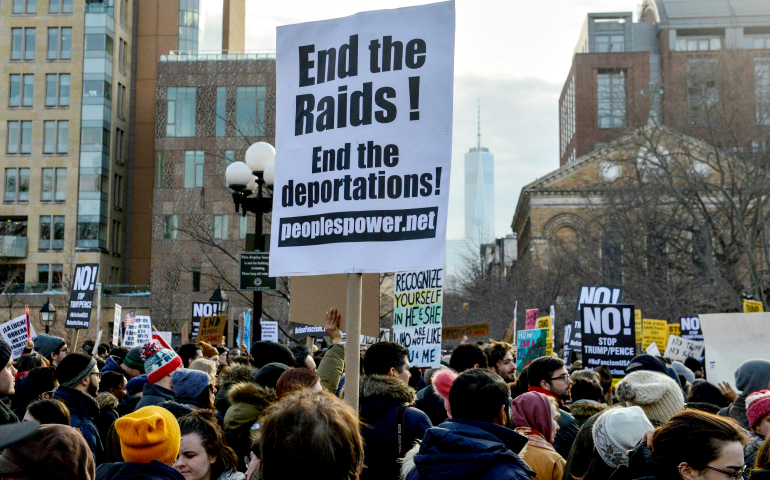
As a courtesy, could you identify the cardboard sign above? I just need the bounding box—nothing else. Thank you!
[269,2,456,276]
[516,329,548,370]
[289,274,380,337]
[743,299,764,312]
[123,315,152,348]
[0,315,36,359]
[65,264,99,329]
[191,302,220,340]
[664,334,705,362]
[700,312,770,386]
[536,316,553,356]
[198,315,227,344]
[581,304,636,378]
[392,268,442,368]
[525,309,538,329]
[642,319,667,351]
[680,316,703,341]
[567,285,623,353]
[261,320,279,342]
[113,304,122,345]
[441,323,489,340]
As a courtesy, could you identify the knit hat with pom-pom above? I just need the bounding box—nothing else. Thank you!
[615,370,684,426]
[141,342,182,384]
[431,368,458,418]
[747,390,770,428]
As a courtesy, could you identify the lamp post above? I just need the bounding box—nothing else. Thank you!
[39,298,57,334]
[209,285,229,316]
[225,142,275,343]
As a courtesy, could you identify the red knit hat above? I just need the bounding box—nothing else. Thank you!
[747,390,770,428]
[141,342,183,384]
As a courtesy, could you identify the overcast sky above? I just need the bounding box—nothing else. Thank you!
[236,0,641,239]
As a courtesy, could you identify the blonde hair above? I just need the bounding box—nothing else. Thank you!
[190,358,218,382]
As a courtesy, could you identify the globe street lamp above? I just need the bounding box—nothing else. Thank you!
[39,298,57,334]
[224,142,275,342]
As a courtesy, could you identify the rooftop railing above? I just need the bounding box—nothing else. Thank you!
[160,50,276,62]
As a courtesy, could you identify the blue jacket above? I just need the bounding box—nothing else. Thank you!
[404,419,534,480]
[135,383,176,410]
[55,386,104,463]
[101,355,130,377]
[96,461,186,480]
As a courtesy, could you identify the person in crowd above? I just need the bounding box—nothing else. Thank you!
[14,352,46,377]
[119,374,148,416]
[627,409,748,480]
[688,379,731,410]
[275,367,321,399]
[685,357,705,379]
[197,342,219,362]
[671,361,696,387]
[583,406,653,479]
[99,371,128,402]
[24,398,70,425]
[173,369,216,411]
[254,362,291,389]
[179,343,204,368]
[226,349,241,365]
[223,378,277,471]
[110,346,130,362]
[511,366,530,399]
[214,363,254,417]
[174,410,244,480]
[568,377,608,427]
[359,341,432,480]
[317,307,346,394]
[190,358,218,383]
[571,360,583,372]
[485,340,517,382]
[744,390,770,467]
[12,365,57,418]
[527,356,580,459]
[593,365,614,405]
[259,390,364,480]
[415,367,449,426]
[0,424,95,480]
[571,368,601,383]
[448,343,488,372]
[216,346,229,367]
[753,437,770,478]
[96,371,126,441]
[102,345,144,379]
[33,333,69,366]
[96,405,185,480]
[402,368,534,480]
[510,391,566,480]
[291,345,316,371]
[616,370,685,426]
[251,341,296,370]
[720,359,770,429]
[54,352,104,462]
[136,342,183,409]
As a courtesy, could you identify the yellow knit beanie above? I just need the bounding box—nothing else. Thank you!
[114,406,181,465]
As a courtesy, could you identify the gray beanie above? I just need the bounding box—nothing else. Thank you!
[735,359,770,396]
[593,406,654,469]
[671,361,695,385]
[172,369,211,400]
[33,334,65,359]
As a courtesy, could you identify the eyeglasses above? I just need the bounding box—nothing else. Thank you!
[550,374,571,383]
[704,465,748,479]
[90,372,101,379]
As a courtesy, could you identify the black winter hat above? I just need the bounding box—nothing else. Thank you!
[254,362,291,389]
[684,357,702,372]
[56,353,97,388]
[251,341,295,369]
[0,340,11,369]
[626,354,668,375]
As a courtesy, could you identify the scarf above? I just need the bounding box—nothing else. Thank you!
[528,386,566,408]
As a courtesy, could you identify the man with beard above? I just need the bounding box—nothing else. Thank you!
[54,352,104,463]
[485,341,517,382]
[527,356,579,459]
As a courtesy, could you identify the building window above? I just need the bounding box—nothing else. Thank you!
[117,83,125,118]
[745,36,770,50]
[11,28,36,61]
[224,150,235,186]
[184,151,204,188]
[118,39,127,73]
[192,268,201,292]
[81,127,110,149]
[114,128,124,164]
[45,73,70,107]
[43,120,69,154]
[597,70,625,129]
[155,152,166,189]
[39,215,65,250]
[216,87,226,137]
[49,0,73,14]
[4,168,30,203]
[7,121,32,154]
[9,74,34,108]
[560,75,575,157]
[41,168,66,202]
[676,36,722,52]
[214,215,228,240]
[47,27,72,60]
[236,86,266,137]
[756,57,770,126]
[178,0,200,53]
[163,215,177,240]
[167,87,196,137]
[596,34,624,52]
[38,264,63,290]
[687,58,719,127]
[239,216,248,239]
[113,174,122,209]
[83,79,111,100]
[111,220,120,254]
[120,0,127,27]
[13,0,37,14]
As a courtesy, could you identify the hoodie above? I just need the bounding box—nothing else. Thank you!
[224,382,277,472]
[402,419,534,480]
[101,356,130,377]
[214,364,255,415]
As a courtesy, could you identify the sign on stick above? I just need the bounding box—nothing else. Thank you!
[65,264,99,329]
[581,304,636,379]
[392,268,442,367]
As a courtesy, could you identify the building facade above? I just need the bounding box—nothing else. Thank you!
[464,144,495,245]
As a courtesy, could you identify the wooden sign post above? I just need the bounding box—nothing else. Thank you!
[344,273,362,411]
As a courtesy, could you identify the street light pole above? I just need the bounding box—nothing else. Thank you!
[253,210,263,342]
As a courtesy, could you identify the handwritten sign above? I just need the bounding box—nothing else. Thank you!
[197,315,227,345]
[664,334,705,362]
[516,328,548,370]
[393,269,442,368]
[0,315,36,359]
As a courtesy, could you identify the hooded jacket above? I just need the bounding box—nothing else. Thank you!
[95,392,120,445]
[224,382,277,472]
[135,383,176,410]
[215,364,255,415]
[96,460,186,480]
[317,343,345,394]
[358,375,432,480]
[55,386,104,463]
[101,356,131,377]
[569,400,609,428]
[402,418,535,480]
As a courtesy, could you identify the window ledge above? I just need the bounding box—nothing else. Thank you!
[3,201,28,204]
[8,106,34,110]
[44,106,70,109]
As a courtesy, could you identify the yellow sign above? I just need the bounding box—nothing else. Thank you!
[197,315,227,344]
[536,316,553,356]
[634,310,643,344]
[666,323,680,347]
[642,319,667,351]
[744,299,764,313]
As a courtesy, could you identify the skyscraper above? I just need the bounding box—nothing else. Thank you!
[464,103,495,245]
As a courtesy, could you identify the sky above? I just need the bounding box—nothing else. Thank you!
[231,0,642,240]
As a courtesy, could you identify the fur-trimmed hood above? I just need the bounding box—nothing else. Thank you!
[96,391,119,410]
[569,399,609,420]
[217,364,255,389]
[224,382,277,431]
[360,374,417,403]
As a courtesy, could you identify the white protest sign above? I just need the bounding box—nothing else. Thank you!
[123,314,152,348]
[663,334,704,362]
[269,2,455,276]
[393,268,442,367]
[113,304,121,345]
[0,315,36,359]
[700,313,770,386]
[152,332,172,349]
[93,330,103,357]
[261,321,279,342]
[645,342,661,357]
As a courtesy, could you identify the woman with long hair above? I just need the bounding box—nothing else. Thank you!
[175,410,243,480]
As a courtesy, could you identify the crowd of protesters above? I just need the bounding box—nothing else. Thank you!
[0,313,768,480]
